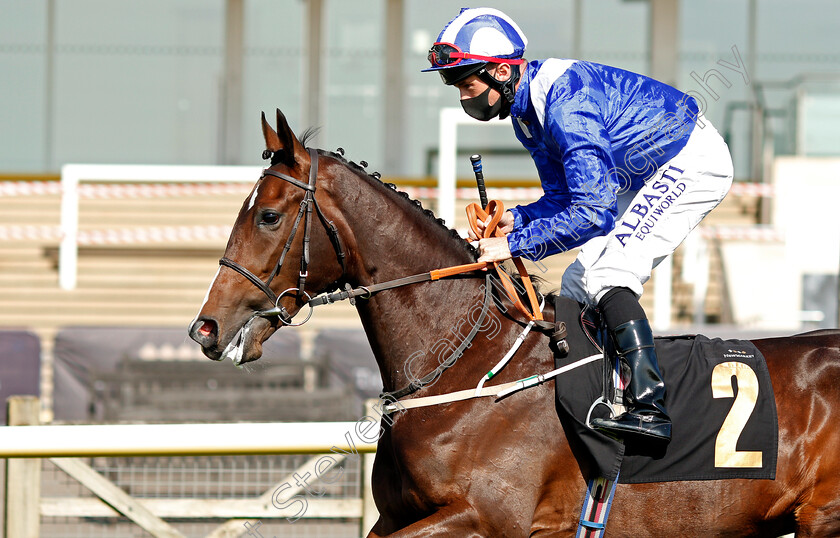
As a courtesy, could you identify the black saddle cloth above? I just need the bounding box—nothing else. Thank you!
[552,296,778,484]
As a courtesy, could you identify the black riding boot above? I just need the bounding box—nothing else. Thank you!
[590,318,672,442]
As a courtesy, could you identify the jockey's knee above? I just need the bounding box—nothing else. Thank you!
[598,286,646,331]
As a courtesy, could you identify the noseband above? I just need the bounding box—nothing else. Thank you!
[219,147,346,325]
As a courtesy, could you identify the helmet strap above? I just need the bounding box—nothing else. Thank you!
[477,63,521,119]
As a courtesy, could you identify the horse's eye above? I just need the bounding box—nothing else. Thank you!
[260,211,281,225]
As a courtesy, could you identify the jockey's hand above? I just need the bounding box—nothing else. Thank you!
[477,236,512,264]
[468,210,515,241]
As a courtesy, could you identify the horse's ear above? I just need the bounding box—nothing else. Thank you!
[261,111,282,154]
[274,108,309,169]
[260,109,308,168]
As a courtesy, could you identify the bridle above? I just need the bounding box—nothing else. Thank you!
[219,147,346,326]
[216,147,549,400]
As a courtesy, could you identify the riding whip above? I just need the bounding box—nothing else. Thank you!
[470,154,488,210]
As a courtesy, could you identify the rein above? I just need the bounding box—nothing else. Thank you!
[466,200,546,324]
[219,148,557,400]
[219,148,546,328]
[382,273,494,401]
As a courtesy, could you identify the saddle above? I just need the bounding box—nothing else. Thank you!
[550,295,779,484]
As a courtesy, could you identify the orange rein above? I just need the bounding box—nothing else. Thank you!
[429,200,543,322]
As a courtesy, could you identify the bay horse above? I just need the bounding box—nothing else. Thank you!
[189,109,840,537]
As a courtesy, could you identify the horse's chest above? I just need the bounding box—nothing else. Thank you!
[389,413,460,468]
[384,404,548,487]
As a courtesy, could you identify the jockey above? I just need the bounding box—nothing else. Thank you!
[423,7,734,443]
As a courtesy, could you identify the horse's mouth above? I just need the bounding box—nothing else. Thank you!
[215,315,277,366]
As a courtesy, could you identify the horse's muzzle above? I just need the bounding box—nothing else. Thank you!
[188,317,223,361]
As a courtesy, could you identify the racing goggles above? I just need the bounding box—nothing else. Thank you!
[427,42,524,68]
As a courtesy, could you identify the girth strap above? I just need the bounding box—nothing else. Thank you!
[576,474,620,538]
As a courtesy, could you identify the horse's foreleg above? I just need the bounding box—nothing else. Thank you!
[367,503,488,538]
[795,499,840,537]
[793,473,840,536]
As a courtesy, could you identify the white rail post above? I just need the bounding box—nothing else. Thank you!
[652,256,673,331]
[361,399,381,536]
[437,108,461,227]
[57,163,263,290]
[59,164,80,290]
[438,107,507,228]
[4,396,41,538]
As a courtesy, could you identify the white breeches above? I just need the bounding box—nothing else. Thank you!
[561,117,734,304]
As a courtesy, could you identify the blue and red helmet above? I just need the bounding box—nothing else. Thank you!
[423,7,528,86]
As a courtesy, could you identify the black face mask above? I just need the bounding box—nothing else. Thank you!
[460,87,503,121]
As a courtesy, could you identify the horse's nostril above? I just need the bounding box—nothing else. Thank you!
[190,318,218,345]
[198,321,214,337]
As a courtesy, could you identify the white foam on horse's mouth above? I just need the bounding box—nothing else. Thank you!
[221,338,244,366]
[220,315,258,366]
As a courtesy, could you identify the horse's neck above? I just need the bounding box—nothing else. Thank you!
[339,179,486,392]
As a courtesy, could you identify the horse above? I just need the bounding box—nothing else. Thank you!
[189,109,840,537]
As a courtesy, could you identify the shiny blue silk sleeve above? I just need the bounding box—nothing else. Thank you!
[506,83,618,260]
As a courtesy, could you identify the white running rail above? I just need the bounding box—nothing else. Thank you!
[59,163,261,290]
